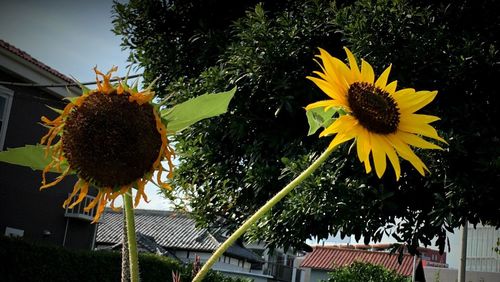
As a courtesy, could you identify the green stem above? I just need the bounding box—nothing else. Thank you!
[193,147,335,282]
[124,191,140,282]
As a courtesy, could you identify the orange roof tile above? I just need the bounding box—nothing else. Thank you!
[300,246,414,276]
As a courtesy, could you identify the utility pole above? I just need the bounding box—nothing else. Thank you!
[458,221,468,282]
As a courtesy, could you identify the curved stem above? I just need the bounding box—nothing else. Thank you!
[124,191,140,282]
[193,147,335,282]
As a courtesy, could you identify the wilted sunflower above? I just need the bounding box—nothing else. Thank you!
[307,48,445,180]
[40,67,174,222]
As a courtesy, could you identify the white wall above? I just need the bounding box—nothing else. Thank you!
[466,224,500,272]
[425,267,500,282]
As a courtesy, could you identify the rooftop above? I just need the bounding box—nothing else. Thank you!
[0,39,73,83]
[97,209,263,263]
[300,246,414,276]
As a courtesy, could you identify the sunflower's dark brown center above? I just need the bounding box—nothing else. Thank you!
[347,82,400,134]
[62,91,162,187]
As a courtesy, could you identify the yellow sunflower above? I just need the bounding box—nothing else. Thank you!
[40,67,175,222]
[306,48,445,180]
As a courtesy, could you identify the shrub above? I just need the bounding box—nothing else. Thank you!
[0,236,247,282]
[324,262,410,282]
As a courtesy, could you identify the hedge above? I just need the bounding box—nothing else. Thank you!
[0,236,248,282]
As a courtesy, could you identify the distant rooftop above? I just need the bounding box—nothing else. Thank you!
[300,246,414,276]
[97,209,263,263]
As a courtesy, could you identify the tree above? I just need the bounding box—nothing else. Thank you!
[113,0,500,254]
[323,262,410,282]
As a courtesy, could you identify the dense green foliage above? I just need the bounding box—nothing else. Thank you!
[0,236,246,282]
[323,262,410,282]
[113,0,500,254]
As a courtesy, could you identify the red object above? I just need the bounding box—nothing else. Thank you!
[300,246,414,276]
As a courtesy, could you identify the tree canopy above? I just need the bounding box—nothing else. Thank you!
[113,0,500,254]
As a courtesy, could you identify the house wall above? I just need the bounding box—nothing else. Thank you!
[0,69,96,249]
[175,250,253,272]
[425,267,500,282]
[309,269,329,282]
[466,224,500,272]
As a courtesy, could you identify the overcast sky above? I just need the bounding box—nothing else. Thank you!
[0,0,168,210]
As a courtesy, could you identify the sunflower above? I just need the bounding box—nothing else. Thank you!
[40,67,174,222]
[306,48,445,180]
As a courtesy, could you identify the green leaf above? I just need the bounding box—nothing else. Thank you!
[160,87,236,133]
[0,145,70,172]
[305,107,338,136]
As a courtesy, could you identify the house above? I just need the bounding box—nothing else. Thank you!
[299,246,416,282]
[246,241,303,282]
[0,39,97,249]
[465,224,500,273]
[96,208,273,281]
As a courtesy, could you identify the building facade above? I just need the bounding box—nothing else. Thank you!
[0,39,97,249]
[466,224,500,273]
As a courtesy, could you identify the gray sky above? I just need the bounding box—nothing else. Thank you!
[0,0,134,82]
[0,0,168,210]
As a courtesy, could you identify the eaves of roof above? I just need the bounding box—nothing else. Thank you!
[0,39,79,98]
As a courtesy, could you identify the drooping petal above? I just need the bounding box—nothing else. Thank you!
[397,131,443,150]
[387,135,428,176]
[381,136,401,180]
[356,129,372,173]
[371,135,387,178]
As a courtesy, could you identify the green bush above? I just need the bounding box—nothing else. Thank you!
[0,236,247,282]
[323,262,410,282]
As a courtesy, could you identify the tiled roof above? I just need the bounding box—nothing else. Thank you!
[0,39,73,83]
[97,209,263,263]
[300,246,414,276]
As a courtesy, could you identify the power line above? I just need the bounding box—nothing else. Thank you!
[0,74,143,88]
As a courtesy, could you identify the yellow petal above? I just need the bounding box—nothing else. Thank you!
[385,80,398,94]
[305,100,341,111]
[356,128,371,163]
[398,90,438,114]
[319,115,356,137]
[387,135,428,176]
[371,135,387,178]
[375,64,392,89]
[392,88,415,100]
[398,131,443,150]
[361,59,375,84]
[307,76,346,102]
[318,48,352,88]
[381,136,401,180]
[398,119,446,143]
[343,47,361,81]
[327,131,356,150]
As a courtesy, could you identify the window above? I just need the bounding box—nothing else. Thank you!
[0,86,14,150]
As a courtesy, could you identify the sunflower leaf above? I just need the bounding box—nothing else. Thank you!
[0,144,70,172]
[160,87,236,133]
[306,107,338,136]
